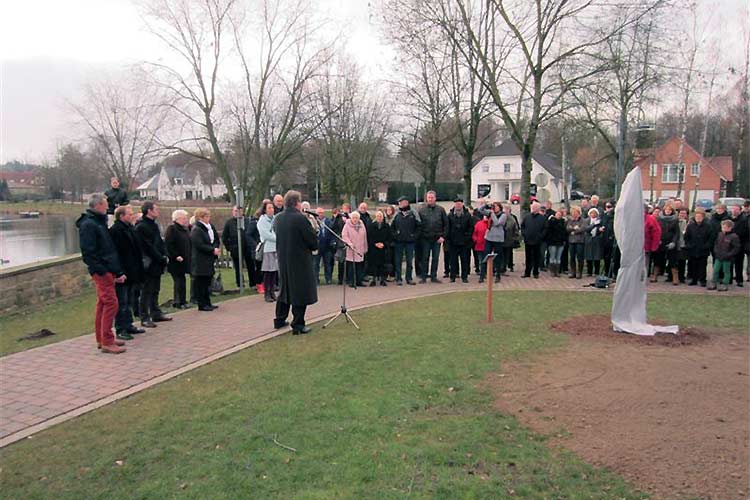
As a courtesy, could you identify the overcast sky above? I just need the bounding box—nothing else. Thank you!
[0,0,747,165]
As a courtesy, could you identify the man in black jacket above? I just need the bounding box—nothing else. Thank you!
[109,206,146,340]
[76,193,127,354]
[274,191,319,334]
[521,202,547,278]
[417,190,448,283]
[104,177,129,219]
[135,201,171,327]
[222,206,253,288]
[446,197,473,283]
[392,197,420,285]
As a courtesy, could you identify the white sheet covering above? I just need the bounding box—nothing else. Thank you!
[611,168,679,336]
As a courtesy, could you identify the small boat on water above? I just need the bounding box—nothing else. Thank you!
[19,211,41,218]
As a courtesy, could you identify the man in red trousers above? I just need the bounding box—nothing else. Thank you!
[76,193,128,354]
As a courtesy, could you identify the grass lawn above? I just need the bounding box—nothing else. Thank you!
[0,267,255,356]
[1,291,747,499]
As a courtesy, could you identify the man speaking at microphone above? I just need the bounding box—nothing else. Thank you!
[273,190,319,334]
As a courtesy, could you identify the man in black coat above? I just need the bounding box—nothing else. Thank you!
[729,205,748,286]
[104,177,129,217]
[392,197,421,285]
[222,206,253,288]
[135,201,171,327]
[109,205,146,340]
[76,193,127,353]
[521,202,547,278]
[273,191,319,334]
[417,190,448,283]
[332,204,351,285]
[446,197,473,283]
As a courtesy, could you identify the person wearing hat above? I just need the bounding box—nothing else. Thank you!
[446,197,473,283]
[391,196,420,285]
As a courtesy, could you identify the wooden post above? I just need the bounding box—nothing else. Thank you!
[486,254,494,323]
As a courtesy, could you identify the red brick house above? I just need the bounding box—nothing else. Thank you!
[634,136,733,205]
[0,171,46,195]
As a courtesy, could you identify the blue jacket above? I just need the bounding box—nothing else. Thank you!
[76,209,122,276]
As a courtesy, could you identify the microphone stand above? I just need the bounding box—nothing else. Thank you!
[314,215,363,330]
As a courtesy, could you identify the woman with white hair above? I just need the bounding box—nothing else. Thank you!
[584,207,604,276]
[165,209,191,308]
[341,211,368,287]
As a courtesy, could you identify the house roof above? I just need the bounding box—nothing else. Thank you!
[136,174,159,191]
[707,156,733,182]
[0,172,42,184]
[480,141,562,179]
[374,158,425,184]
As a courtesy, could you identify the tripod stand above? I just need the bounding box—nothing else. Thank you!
[318,218,363,330]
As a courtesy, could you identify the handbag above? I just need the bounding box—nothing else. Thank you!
[254,241,265,262]
[210,272,224,294]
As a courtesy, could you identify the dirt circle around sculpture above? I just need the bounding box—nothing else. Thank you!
[489,316,749,500]
[550,314,711,347]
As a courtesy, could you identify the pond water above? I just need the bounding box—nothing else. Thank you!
[0,215,81,269]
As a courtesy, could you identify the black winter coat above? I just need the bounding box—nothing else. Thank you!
[222,217,251,254]
[544,217,567,246]
[711,211,730,237]
[245,217,260,257]
[391,209,420,243]
[521,212,547,245]
[601,210,616,245]
[657,214,679,250]
[104,187,129,215]
[446,208,473,246]
[684,220,713,258]
[190,222,219,277]
[109,219,144,283]
[730,213,749,250]
[135,217,168,277]
[418,204,448,241]
[165,222,192,275]
[77,210,122,276]
[367,221,392,269]
[275,207,319,306]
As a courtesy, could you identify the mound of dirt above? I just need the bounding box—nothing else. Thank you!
[550,314,711,346]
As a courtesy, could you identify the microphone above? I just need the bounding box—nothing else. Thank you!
[303,209,319,217]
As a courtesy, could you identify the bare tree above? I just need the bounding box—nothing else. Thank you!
[140,0,238,202]
[381,3,455,190]
[69,69,168,190]
[569,1,666,198]
[313,58,391,202]
[229,0,334,209]
[419,0,657,212]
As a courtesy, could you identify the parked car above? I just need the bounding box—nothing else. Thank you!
[510,193,537,205]
[718,197,747,209]
[694,199,714,212]
[655,197,672,209]
[569,190,586,201]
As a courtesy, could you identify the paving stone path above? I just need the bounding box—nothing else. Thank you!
[1,269,747,447]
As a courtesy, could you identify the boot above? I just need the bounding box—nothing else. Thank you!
[707,282,717,290]
[576,268,582,279]
[264,289,274,303]
[671,268,679,286]
[650,266,659,283]
[551,263,558,277]
[717,283,728,292]
[568,261,576,278]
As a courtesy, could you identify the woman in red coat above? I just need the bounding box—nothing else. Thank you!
[644,208,662,278]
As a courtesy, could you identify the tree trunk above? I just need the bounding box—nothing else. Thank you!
[463,156,473,202]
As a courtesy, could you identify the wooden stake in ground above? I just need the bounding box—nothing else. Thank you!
[485,253,496,323]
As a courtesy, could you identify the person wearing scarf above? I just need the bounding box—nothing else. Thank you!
[341,211,369,287]
[584,208,604,276]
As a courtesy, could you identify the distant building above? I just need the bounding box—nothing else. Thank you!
[0,171,46,196]
[136,158,227,201]
[634,136,732,204]
[470,140,563,203]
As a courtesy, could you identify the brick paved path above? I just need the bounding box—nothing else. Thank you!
[1,269,747,447]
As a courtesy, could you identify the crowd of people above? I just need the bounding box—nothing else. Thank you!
[79,178,749,353]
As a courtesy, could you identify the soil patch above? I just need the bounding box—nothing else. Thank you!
[489,327,749,500]
[550,314,712,347]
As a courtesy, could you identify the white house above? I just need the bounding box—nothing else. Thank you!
[471,141,564,204]
[137,164,228,201]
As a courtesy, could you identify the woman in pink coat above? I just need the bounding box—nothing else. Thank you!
[342,211,368,287]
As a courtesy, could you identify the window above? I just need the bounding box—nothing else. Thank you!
[649,163,657,177]
[661,164,685,184]
[504,184,511,200]
[174,177,183,185]
[481,164,489,173]
[691,163,700,176]
[503,163,511,173]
